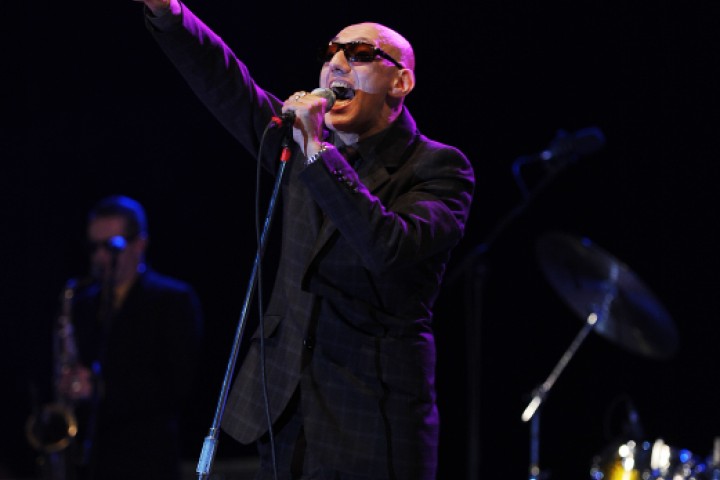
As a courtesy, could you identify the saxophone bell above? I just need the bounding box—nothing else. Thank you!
[25,403,78,454]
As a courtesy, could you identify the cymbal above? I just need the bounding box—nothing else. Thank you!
[536,231,678,360]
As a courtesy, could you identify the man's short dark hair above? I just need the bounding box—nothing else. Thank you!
[88,195,148,240]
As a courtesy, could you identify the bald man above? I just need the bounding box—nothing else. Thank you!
[135,2,475,478]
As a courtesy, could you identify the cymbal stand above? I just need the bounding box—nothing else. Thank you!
[521,289,614,479]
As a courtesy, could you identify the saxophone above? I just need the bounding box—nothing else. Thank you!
[25,278,80,454]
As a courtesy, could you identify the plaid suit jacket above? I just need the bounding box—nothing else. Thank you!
[148,6,475,479]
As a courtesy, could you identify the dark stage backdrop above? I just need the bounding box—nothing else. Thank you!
[3,1,719,479]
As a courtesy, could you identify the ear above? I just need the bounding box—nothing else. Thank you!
[389,68,415,98]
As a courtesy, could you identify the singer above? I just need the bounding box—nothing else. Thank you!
[135,1,475,479]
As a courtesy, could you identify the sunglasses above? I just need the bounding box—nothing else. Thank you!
[318,41,405,69]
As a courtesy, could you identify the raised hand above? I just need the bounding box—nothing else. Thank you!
[132,0,178,17]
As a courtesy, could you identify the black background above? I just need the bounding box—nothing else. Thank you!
[2,1,719,479]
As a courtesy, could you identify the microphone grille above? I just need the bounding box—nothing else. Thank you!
[106,236,127,252]
[311,87,336,109]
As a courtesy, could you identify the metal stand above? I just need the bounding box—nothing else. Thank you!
[447,136,577,480]
[82,249,122,475]
[195,146,289,479]
[521,290,615,480]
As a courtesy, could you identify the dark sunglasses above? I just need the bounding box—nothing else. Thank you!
[318,41,404,69]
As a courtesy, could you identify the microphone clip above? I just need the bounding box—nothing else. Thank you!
[511,126,606,198]
[269,112,295,130]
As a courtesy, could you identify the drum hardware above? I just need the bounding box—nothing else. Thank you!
[522,231,678,480]
[590,437,719,480]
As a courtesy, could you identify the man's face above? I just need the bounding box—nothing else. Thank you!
[87,216,145,286]
[319,23,403,138]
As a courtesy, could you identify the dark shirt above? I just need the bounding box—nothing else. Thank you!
[72,267,203,480]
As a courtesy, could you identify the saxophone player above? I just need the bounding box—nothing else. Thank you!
[57,195,204,480]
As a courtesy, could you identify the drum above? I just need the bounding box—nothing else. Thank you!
[590,438,709,480]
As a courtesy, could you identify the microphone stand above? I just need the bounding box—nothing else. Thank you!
[195,140,290,480]
[81,252,120,477]
[445,156,568,480]
[444,127,603,480]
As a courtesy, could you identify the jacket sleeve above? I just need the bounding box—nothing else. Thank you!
[145,2,285,173]
[298,141,475,274]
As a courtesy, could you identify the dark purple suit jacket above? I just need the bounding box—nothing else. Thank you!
[147,6,475,479]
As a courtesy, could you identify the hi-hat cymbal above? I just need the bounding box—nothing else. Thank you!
[536,231,678,359]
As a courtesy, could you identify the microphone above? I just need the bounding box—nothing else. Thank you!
[537,126,606,163]
[269,87,337,129]
[105,236,127,253]
[512,125,606,198]
[89,236,127,280]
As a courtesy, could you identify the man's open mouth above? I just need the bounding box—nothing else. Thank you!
[331,83,356,102]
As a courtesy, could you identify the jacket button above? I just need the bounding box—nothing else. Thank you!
[303,336,315,350]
